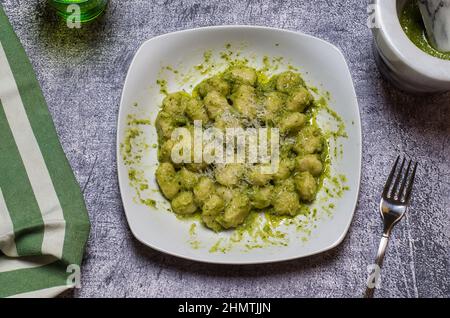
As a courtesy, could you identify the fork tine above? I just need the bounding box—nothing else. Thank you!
[390,157,406,199]
[383,156,400,198]
[399,160,412,200]
[404,162,418,203]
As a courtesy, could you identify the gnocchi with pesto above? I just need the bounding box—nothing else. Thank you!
[155,65,327,232]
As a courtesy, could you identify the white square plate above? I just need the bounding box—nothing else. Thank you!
[117,26,361,264]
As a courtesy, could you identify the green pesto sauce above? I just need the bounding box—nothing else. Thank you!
[400,0,450,61]
[189,223,197,235]
[165,65,179,74]
[188,223,202,249]
[120,114,156,208]
[209,238,226,253]
[198,58,347,252]
[156,79,168,95]
[127,44,350,253]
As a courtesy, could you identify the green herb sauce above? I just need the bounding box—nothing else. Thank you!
[400,0,450,60]
[124,45,350,253]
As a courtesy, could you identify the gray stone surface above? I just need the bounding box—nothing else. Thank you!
[1,0,449,298]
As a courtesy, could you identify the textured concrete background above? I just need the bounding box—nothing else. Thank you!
[1,0,449,298]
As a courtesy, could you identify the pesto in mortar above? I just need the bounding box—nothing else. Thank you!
[400,0,450,60]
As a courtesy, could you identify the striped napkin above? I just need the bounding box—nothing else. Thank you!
[0,6,90,297]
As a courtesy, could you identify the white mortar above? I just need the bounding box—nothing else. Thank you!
[372,0,450,93]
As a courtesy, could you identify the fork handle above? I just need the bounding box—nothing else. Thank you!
[364,234,390,298]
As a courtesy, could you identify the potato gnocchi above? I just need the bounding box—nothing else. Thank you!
[155,65,327,232]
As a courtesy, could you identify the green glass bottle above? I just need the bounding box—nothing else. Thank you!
[49,0,108,23]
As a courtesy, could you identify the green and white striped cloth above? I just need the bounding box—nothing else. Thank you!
[0,6,90,297]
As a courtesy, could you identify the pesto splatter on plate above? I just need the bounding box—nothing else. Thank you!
[121,46,349,252]
[155,64,328,232]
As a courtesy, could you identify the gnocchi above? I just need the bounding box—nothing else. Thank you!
[155,64,328,232]
[171,191,197,215]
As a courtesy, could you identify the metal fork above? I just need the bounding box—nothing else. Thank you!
[364,156,418,298]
